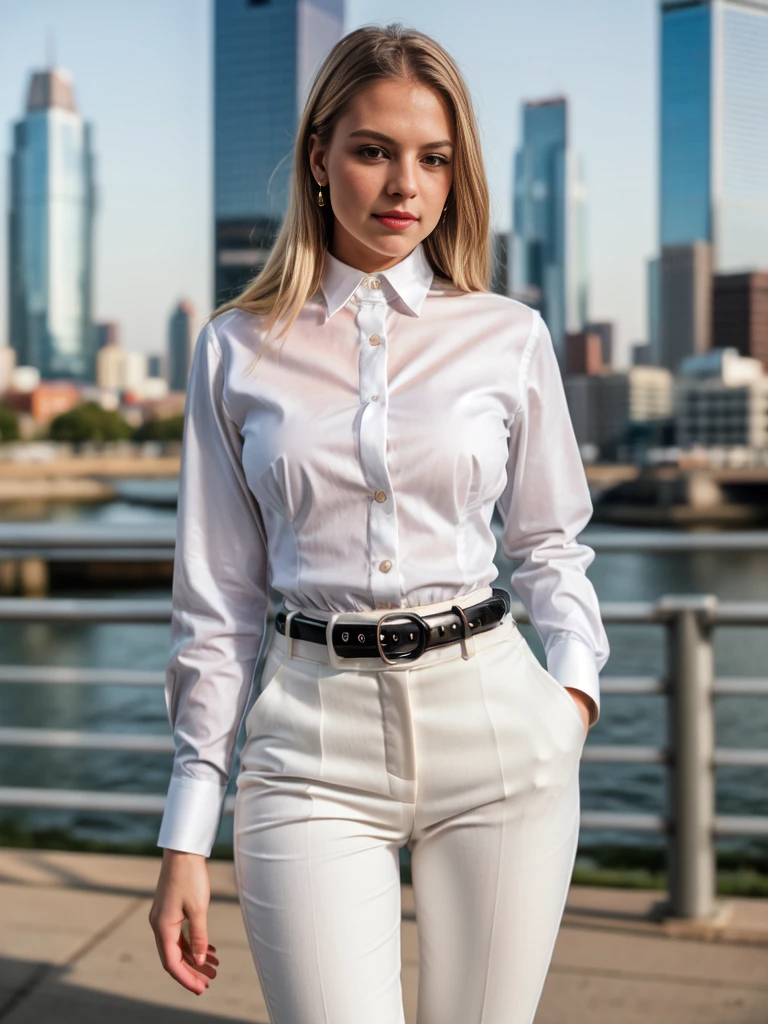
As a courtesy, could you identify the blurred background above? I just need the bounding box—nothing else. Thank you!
[0,0,768,975]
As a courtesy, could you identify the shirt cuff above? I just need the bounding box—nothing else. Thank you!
[156,774,227,857]
[545,635,601,728]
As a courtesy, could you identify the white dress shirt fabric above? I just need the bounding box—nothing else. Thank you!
[156,240,610,857]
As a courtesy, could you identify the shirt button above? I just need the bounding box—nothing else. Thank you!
[374,489,387,502]
[369,278,382,289]
[369,334,381,346]
[371,394,379,401]
[379,559,392,573]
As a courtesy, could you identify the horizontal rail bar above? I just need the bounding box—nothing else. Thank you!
[4,524,759,553]
[0,524,177,548]
[0,787,169,814]
[0,547,175,561]
[584,530,768,552]
[714,815,768,837]
[712,678,768,696]
[581,745,668,764]
[513,600,768,626]
[598,677,668,695]
[0,598,172,623]
[0,728,174,753]
[0,787,235,817]
[2,788,766,840]
[580,811,668,831]
[1,524,768,556]
[0,597,766,627]
[0,666,164,686]
[713,749,768,768]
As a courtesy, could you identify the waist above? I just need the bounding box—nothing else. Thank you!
[280,584,496,623]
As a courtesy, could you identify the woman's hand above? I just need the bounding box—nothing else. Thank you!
[149,849,219,995]
[565,687,592,740]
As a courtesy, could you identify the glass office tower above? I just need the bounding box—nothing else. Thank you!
[660,0,768,272]
[508,97,589,365]
[214,0,344,305]
[8,68,97,380]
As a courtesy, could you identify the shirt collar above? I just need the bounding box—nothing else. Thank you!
[320,241,435,322]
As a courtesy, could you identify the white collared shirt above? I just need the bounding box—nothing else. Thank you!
[156,240,610,856]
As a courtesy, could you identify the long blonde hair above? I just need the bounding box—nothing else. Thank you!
[207,22,492,374]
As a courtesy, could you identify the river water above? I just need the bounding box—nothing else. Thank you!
[0,483,766,861]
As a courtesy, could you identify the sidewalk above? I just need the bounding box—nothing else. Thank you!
[1,848,766,1023]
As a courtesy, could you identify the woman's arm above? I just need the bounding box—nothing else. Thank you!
[157,319,270,857]
[496,309,609,730]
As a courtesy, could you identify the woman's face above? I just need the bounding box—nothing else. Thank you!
[308,78,455,273]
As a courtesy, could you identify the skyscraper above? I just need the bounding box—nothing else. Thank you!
[8,67,97,380]
[659,241,713,370]
[214,0,344,305]
[660,0,768,272]
[167,300,195,392]
[508,97,589,364]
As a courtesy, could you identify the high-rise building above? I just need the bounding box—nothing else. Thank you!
[167,301,195,392]
[584,321,613,368]
[508,96,589,364]
[675,347,768,449]
[565,367,674,460]
[660,0,768,272]
[94,322,119,351]
[712,271,768,369]
[659,241,713,370]
[632,342,653,366]
[214,0,344,306]
[490,231,508,296]
[8,67,97,380]
[647,256,661,364]
[565,330,604,375]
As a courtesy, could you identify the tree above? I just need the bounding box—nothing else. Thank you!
[48,402,133,443]
[0,406,20,442]
[132,414,184,442]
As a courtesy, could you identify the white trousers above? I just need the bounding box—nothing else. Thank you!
[234,586,586,1024]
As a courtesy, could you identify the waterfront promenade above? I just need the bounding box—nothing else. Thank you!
[1,848,767,1023]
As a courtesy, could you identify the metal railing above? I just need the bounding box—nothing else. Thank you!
[0,524,767,922]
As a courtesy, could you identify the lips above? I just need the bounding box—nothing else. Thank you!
[374,212,417,220]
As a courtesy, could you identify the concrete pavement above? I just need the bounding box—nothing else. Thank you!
[0,848,766,1023]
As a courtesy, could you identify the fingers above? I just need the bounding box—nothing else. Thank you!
[154,918,210,995]
[187,908,211,967]
[180,933,219,979]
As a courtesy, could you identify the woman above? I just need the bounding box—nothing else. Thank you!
[149,22,609,1024]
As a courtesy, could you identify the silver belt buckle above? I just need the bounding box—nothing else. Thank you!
[324,610,430,668]
[375,610,430,665]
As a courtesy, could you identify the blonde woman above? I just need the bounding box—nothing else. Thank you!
[149,22,609,1024]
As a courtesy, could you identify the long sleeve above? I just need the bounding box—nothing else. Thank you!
[496,309,609,728]
[156,320,270,856]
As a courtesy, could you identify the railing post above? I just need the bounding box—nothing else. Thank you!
[659,594,718,920]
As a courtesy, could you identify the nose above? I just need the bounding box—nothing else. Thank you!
[387,158,418,198]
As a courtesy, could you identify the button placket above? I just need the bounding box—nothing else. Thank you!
[355,295,400,607]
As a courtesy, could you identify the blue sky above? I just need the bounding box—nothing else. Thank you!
[0,0,657,367]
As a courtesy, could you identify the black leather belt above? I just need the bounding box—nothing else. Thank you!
[274,587,511,665]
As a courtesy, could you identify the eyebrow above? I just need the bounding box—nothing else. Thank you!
[348,129,454,149]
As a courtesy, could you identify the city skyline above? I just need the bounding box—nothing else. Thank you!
[3,1,658,365]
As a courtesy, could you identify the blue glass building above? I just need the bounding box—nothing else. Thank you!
[214,0,344,304]
[8,68,97,380]
[508,97,589,365]
[660,0,768,272]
